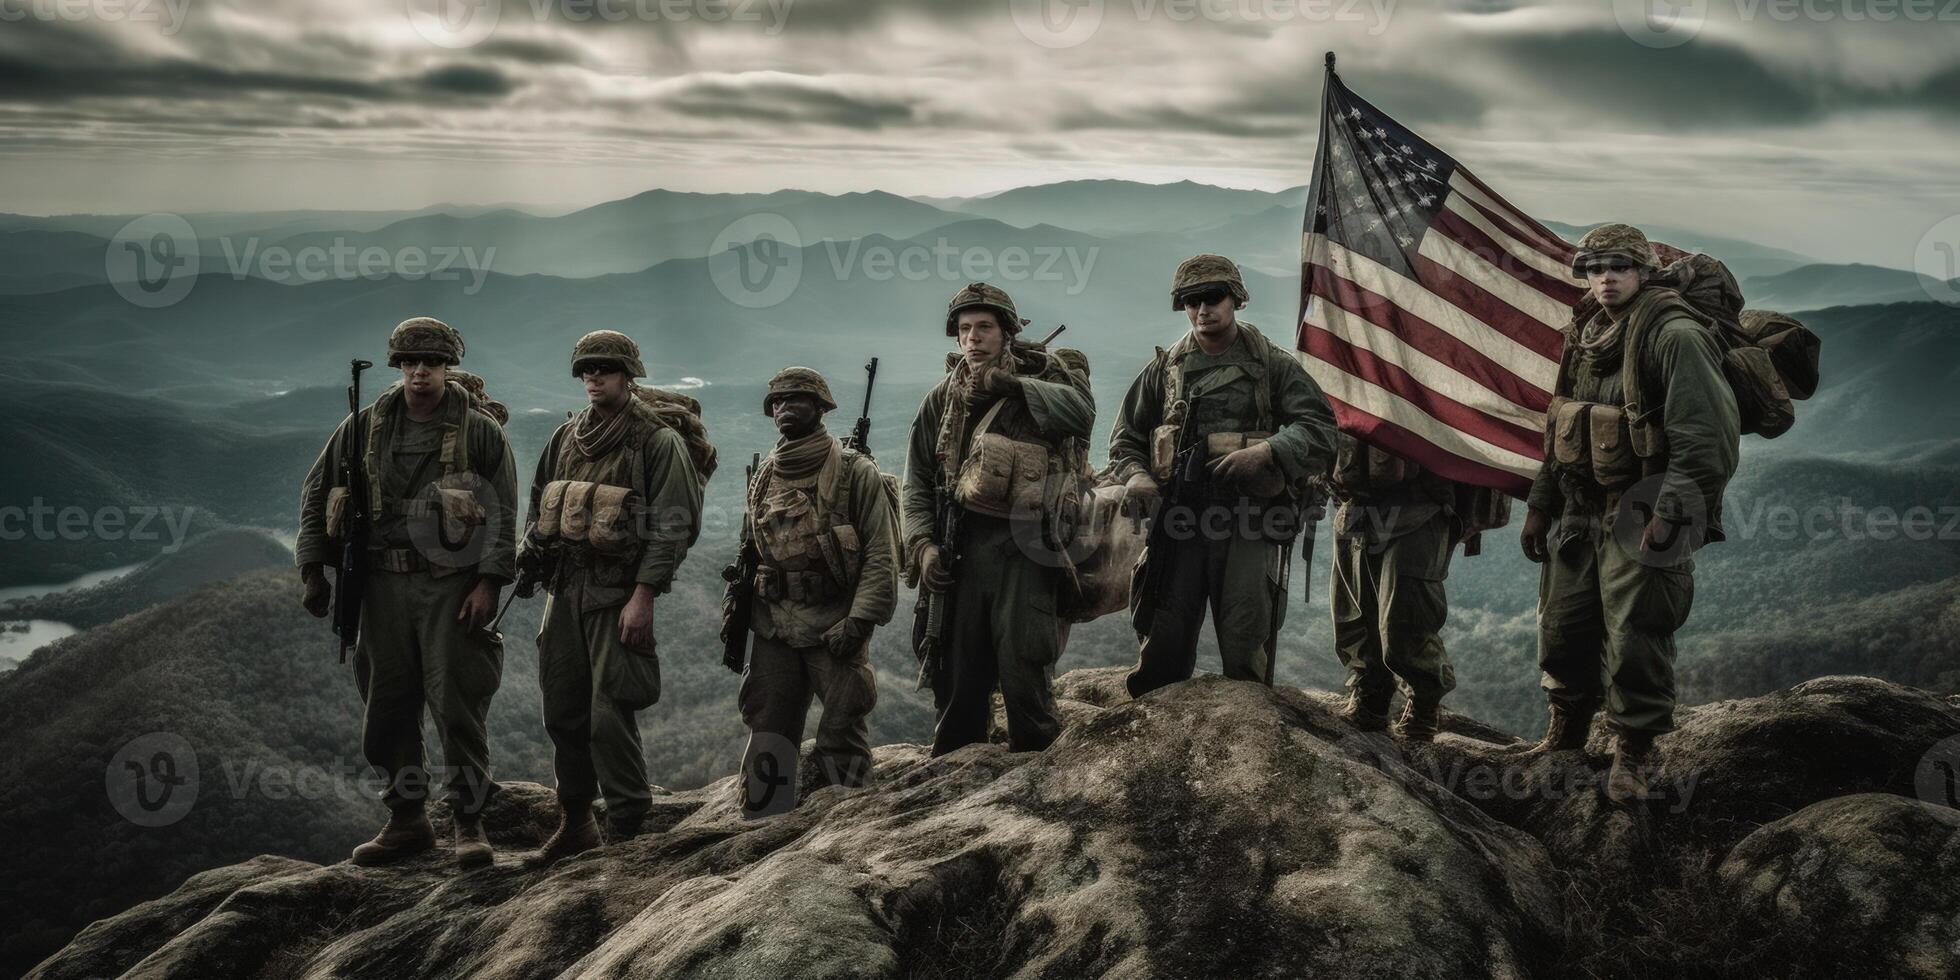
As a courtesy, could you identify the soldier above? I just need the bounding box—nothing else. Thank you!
[1112,254,1338,697]
[1326,437,1472,741]
[295,316,516,869]
[736,367,899,795]
[520,330,704,862]
[902,282,1094,755]
[1521,224,1740,805]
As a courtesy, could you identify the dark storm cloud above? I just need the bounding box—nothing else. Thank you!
[660,76,922,129]
[1054,104,1303,139]
[0,46,519,105]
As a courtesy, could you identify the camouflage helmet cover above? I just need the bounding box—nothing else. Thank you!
[1571,223,1656,277]
[387,316,465,367]
[571,329,647,378]
[945,281,1028,337]
[762,366,838,415]
[1170,253,1249,310]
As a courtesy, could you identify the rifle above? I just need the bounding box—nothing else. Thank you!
[720,451,763,674]
[1130,392,1206,638]
[912,466,961,692]
[842,357,879,456]
[1033,324,1066,348]
[331,358,374,663]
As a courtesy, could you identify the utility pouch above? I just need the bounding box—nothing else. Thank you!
[1550,398,1591,467]
[1627,404,1669,461]
[1150,424,1180,482]
[586,484,640,555]
[1588,404,1638,490]
[324,486,349,541]
[537,480,571,539]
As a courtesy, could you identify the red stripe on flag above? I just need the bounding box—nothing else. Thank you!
[1461,194,1574,266]
[1326,396,1535,497]
[1305,263,1554,412]
[1457,169,1571,254]
[1411,254,1567,360]
[1300,323,1543,458]
[1432,207,1587,308]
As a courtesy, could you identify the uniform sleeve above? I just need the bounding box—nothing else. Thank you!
[900,385,946,557]
[1016,352,1095,440]
[294,414,356,569]
[1108,361,1162,484]
[1652,317,1741,527]
[1526,460,1562,515]
[472,420,519,583]
[846,459,898,627]
[1262,352,1340,484]
[635,426,704,593]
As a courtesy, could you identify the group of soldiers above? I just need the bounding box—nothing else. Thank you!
[296,223,1742,870]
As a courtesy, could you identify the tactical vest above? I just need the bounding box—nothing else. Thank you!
[747,441,866,605]
[531,398,667,575]
[322,379,492,561]
[1544,288,1703,493]
[942,344,1091,530]
[1148,323,1284,482]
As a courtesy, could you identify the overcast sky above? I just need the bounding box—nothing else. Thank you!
[3,0,1958,265]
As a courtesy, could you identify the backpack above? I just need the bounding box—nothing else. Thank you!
[1570,253,1822,439]
[631,385,719,490]
[449,369,510,426]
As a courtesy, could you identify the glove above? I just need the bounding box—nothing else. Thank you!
[962,366,1017,406]
[1120,472,1161,519]
[300,564,331,619]
[920,543,955,593]
[1209,442,1283,497]
[822,617,872,659]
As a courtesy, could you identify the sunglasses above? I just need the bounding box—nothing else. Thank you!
[1583,260,1637,276]
[1179,287,1231,309]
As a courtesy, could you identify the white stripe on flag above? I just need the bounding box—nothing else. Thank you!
[1305,233,1560,390]
[1442,191,1581,284]
[1303,302,1550,432]
[1296,353,1542,478]
[1417,230,1572,331]
[1445,172,1571,260]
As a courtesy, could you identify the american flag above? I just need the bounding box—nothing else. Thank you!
[1296,61,1583,497]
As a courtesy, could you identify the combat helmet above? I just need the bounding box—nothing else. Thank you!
[571,330,646,378]
[1170,254,1249,310]
[1570,223,1656,277]
[387,316,465,367]
[762,366,837,415]
[945,282,1028,337]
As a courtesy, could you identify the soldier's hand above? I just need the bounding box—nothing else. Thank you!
[619,587,656,648]
[300,564,332,619]
[921,544,955,594]
[822,617,872,659]
[1208,443,1277,494]
[457,579,499,631]
[1121,472,1161,519]
[1520,506,1552,564]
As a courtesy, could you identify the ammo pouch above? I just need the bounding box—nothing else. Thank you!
[432,473,486,545]
[954,401,1052,518]
[536,479,641,556]
[1547,397,1638,491]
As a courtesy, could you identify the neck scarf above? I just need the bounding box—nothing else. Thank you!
[572,387,636,459]
[772,425,833,480]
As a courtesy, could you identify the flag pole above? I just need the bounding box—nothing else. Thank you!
[1300,51,1339,337]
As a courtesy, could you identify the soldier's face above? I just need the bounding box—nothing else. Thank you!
[1181,287,1237,334]
[957,312,1006,366]
[1585,257,1642,308]
[400,358,448,396]
[582,365,630,408]
[770,393,822,439]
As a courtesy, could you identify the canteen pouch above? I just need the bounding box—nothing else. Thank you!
[1588,404,1638,490]
[324,486,349,541]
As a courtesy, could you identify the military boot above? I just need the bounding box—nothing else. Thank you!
[604,801,652,844]
[528,798,601,868]
[1529,701,1598,755]
[351,804,437,866]
[453,815,494,869]
[1392,698,1443,743]
[1605,732,1659,806]
[1338,688,1392,733]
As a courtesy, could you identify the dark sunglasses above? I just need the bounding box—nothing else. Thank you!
[1583,260,1637,276]
[1179,287,1231,309]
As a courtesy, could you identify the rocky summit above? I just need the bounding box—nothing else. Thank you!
[28,670,1960,980]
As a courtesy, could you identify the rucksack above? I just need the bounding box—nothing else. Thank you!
[1571,253,1822,439]
[632,385,719,490]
